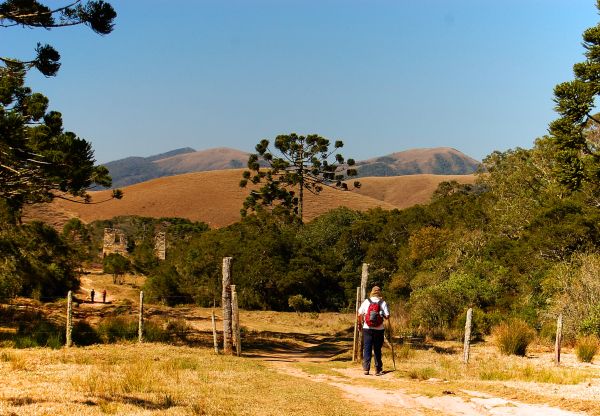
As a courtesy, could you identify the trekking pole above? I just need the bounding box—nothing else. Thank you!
[384,319,396,370]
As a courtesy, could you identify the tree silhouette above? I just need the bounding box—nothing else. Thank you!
[240,133,360,222]
[0,1,119,219]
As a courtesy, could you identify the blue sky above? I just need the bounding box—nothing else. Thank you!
[4,0,598,163]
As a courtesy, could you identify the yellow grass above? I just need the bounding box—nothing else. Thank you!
[0,344,370,416]
[23,169,474,229]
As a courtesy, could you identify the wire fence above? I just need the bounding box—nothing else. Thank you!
[0,294,222,348]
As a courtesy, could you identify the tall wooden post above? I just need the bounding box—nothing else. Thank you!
[463,308,473,364]
[222,257,233,355]
[138,291,144,343]
[66,290,73,348]
[231,285,241,357]
[352,287,360,362]
[359,263,369,361]
[555,314,563,366]
[211,310,219,354]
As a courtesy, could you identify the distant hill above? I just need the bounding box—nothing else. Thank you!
[103,147,249,188]
[354,147,480,177]
[102,146,479,188]
[23,170,475,230]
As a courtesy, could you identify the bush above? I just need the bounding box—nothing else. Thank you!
[14,316,64,349]
[575,335,599,363]
[288,294,313,312]
[97,316,137,343]
[492,319,535,356]
[72,320,101,346]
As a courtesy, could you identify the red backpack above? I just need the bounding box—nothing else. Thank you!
[365,299,384,327]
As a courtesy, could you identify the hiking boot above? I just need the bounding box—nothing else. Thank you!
[375,370,383,376]
[363,370,369,375]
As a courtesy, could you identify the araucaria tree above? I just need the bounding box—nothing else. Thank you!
[240,133,360,221]
[549,0,600,195]
[0,1,119,220]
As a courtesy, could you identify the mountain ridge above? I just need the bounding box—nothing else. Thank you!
[101,146,480,189]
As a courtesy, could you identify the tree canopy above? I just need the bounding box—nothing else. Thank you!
[0,1,118,218]
[240,133,360,222]
[549,0,600,195]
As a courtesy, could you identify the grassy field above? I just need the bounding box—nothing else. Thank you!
[2,279,600,415]
[0,343,371,416]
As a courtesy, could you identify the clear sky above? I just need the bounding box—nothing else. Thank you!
[4,0,599,163]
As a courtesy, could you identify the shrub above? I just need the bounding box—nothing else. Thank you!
[575,335,599,363]
[72,320,101,346]
[288,294,313,312]
[97,316,137,343]
[492,319,535,356]
[15,318,64,349]
[143,319,170,343]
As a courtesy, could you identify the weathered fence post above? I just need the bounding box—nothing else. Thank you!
[231,285,241,357]
[211,310,219,354]
[66,290,73,348]
[463,307,473,364]
[555,314,563,366]
[352,286,360,362]
[222,257,233,355]
[138,291,144,343]
[359,263,369,360]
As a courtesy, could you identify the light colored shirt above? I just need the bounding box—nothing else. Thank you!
[358,296,390,330]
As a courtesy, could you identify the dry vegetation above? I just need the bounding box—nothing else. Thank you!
[22,169,474,229]
[3,275,599,415]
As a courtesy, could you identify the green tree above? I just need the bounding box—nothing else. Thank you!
[0,1,119,219]
[103,253,131,284]
[240,133,360,222]
[549,0,600,193]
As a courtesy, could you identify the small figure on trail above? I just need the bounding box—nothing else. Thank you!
[357,286,390,376]
[102,289,107,303]
[90,288,95,303]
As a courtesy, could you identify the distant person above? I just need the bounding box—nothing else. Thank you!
[90,288,95,303]
[357,286,390,376]
[102,289,107,303]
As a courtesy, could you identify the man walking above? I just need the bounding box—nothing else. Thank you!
[358,286,390,376]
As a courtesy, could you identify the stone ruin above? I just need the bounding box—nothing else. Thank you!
[154,231,166,260]
[102,228,166,260]
[102,228,127,257]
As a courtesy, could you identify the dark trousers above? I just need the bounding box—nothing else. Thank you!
[363,328,384,372]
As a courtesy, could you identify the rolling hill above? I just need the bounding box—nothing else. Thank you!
[354,147,480,177]
[103,147,249,188]
[23,170,476,229]
[101,146,479,188]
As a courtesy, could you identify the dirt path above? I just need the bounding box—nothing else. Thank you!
[258,338,586,416]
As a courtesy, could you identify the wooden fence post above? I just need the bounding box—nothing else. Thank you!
[138,291,144,343]
[231,285,241,357]
[66,290,73,348]
[222,257,233,355]
[211,310,219,354]
[352,286,360,362]
[359,263,369,361]
[555,314,563,366]
[463,307,473,364]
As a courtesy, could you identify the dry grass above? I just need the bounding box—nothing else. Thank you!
[354,174,475,209]
[0,343,370,416]
[23,169,475,229]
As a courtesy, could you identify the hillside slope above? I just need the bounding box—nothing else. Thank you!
[354,174,477,208]
[355,147,480,177]
[24,170,476,229]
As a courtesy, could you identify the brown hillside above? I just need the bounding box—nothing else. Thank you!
[27,169,395,229]
[153,147,249,174]
[354,174,476,208]
[356,147,480,176]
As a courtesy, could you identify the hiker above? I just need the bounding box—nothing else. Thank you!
[90,288,95,303]
[357,286,390,376]
[102,289,107,303]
